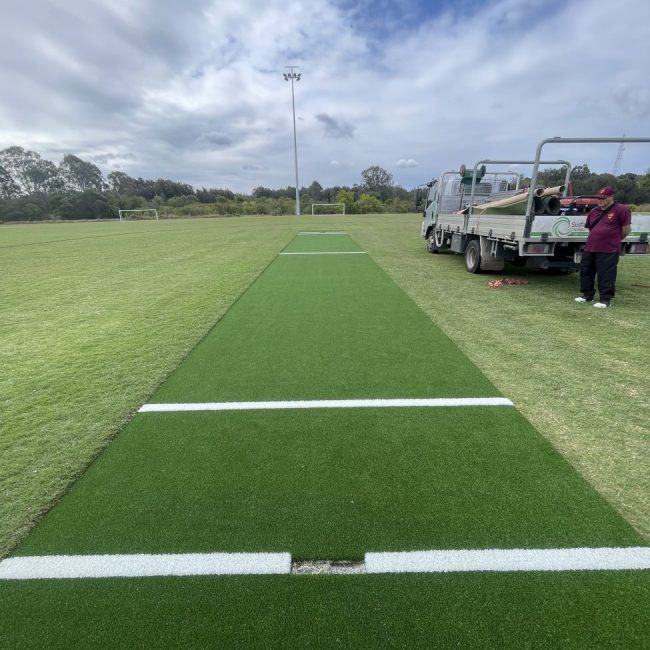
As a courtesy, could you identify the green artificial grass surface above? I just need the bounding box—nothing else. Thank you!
[14,408,645,559]
[152,245,498,403]
[1,573,649,649]
[282,232,362,252]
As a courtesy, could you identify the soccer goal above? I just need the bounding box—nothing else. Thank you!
[311,203,345,216]
[119,209,159,221]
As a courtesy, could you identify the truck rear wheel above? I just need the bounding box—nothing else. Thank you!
[465,240,481,273]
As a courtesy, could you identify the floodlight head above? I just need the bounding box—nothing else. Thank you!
[283,74,288,80]
[296,73,301,81]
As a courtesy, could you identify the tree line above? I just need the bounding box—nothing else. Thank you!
[0,147,414,222]
[2,145,649,222]
[534,164,650,206]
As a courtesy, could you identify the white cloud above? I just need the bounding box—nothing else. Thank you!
[397,159,419,168]
[1,0,649,193]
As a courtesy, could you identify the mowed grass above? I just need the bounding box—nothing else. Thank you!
[1,214,649,561]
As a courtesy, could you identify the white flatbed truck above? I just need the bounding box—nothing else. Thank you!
[418,137,650,273]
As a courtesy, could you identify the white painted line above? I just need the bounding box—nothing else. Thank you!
[365,547,650,574]
[279,251,367,255]
[0,552,291,580]
[3,548,649,579]
[298,231,347,235]
[139,397,514,413]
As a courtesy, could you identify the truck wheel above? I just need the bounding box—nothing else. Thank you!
[465,240,481,273]
[426,230,440,254]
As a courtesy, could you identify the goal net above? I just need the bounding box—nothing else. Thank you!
[119,209,159,221]
[311,203,345,216]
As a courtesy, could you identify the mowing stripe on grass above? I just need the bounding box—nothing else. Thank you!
[138,397,514,413]
[279,251,368,255]
[365,547,650,574]
[0,553,291,579]
[3,547,648,579]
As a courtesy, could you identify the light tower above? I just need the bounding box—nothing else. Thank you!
[283,66,301,216]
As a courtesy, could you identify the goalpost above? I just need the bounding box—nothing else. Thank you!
[311,203,345,216]
[119,209,159,221]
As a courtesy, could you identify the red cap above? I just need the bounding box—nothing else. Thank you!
[596,186,615,198]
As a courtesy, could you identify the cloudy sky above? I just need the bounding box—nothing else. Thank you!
[1,0,649,193]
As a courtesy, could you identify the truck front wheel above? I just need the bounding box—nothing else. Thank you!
[426,230,440,254]
[465,239,481,273]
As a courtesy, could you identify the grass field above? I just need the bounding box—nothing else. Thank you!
[1,217,649,646]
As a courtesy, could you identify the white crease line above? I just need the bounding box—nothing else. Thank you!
[2,548,649,579]
[365,547,650,573]
[138,398,514,412]
[0,553,291,580]
[279,251,367,255]
[298,232,347,235]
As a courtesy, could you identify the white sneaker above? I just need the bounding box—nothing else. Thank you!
[593,302,610,309]
[574,296,591,303]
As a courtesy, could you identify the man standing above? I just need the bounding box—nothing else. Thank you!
[575,186,631,308]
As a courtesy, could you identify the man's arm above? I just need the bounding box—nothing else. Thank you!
[621,205,632,239]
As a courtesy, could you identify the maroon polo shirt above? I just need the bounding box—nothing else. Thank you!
[584,201,631,253]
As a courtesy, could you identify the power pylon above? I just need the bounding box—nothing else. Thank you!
[612,135,625,176]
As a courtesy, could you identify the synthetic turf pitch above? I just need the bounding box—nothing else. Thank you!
[1,232,648,647]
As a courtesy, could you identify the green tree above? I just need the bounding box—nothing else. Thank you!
[26,159,63,194]
[307,180,323,201]
[0,195,50,221]
[0,146,47,195]
[361,165,394,200]
[107,171,136,194]
[165,195,197,208]
[536,167,567,188]
[0,163,20,198]
[54,190,112,220]
[638,170,650,199]
[384,197,415,213]
[59,154,105,192]
[355,193,384,214]
[336,189,355,213]
[252,186,275,199]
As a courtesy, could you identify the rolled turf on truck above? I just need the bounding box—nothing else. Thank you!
[418,136,650,273]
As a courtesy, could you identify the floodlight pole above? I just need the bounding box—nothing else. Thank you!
[283,66,301,216]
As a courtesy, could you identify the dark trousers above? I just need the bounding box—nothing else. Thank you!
[579,251,619,302]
